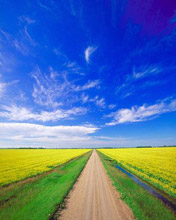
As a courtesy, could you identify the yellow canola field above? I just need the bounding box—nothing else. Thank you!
[0,149,90,186]
[99,147,176,198]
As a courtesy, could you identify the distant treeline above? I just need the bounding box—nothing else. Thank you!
[1,145,176,149]
[96,145,176,149]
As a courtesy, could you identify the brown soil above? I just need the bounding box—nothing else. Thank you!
[59,150,135,220]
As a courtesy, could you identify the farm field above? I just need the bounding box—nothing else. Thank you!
[99,147,176,198]
[0,150,91,220]
[0,148,176,220]
[98,150,176,220]
[0,149,90,186]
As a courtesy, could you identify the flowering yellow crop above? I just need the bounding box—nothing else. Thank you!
[0,149,90,186]
[99,147,176,198]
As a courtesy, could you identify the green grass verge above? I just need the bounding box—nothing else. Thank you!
[0,151,91,220]
[97,150,176,220]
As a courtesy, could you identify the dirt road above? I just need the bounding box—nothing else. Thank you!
[59,150,134,220]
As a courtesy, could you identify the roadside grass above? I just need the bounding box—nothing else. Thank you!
[0,151,91,220]
[98,151,176,220]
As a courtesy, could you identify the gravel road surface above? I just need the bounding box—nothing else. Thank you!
[59,150,134,220]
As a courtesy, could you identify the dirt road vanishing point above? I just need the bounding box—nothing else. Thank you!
[59,150,134,220]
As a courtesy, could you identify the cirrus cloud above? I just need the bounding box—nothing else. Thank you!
[0,105,87,122]
[106,98,176,125]
[84,46,97,63]
[73,80,100,91]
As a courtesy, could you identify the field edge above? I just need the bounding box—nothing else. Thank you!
[97,150,176,220]
[0,151,92,220]
[49,150,92,220]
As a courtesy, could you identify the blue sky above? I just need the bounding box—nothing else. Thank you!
[0,0,176,148]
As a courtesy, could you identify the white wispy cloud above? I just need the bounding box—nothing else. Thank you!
[117,64,163,98]
[0,122,98,148]
[0,105,87,122]
[23,26,36,46]
[108,104,116,109]
[90,96,106,108]
[1,123,174,148]
[81,94,89,104]
[53,50,85,75]
[73,80,100,91]
[61,0,80,17]
[96,98,106,108]
[132,65,161,79]
[32,66,101,108]
[0,29,10,39]
[0,77,19,98]
[13,17,36,55]
[66,61,84,75]
[84,46,97,63]
[0,82,6,97]
[87,96,106,108]
[37,0,51,10]
[0,50,16,73]
[13,39,29,55]
[106,98,176,125]
[19,16,35,24]
[0,122,142,148]
[32,66,63,108]
[0,27,32,58]
[80,94,106,108]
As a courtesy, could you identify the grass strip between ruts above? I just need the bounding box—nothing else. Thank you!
[0,151,92,220]
[97,150,176,220]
